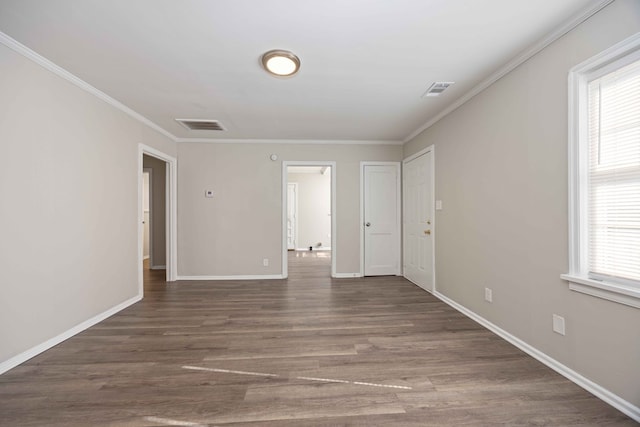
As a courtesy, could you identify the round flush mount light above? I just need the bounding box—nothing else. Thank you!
[261,50,300,77]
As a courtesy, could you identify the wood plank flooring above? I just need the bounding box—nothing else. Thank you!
[0,251,634,426]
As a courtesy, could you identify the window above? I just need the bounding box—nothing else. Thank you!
[563,34,640,309]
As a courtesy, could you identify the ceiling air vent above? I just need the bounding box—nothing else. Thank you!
[175,119,226,131]
[422,82,455,97]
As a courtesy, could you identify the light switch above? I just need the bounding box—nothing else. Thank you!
[435,200,443,210]
[205,190,214,198]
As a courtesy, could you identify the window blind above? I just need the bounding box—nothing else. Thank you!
[587,58,640,284]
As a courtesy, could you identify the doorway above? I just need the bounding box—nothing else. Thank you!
[286,182,298,250]
[402,146,435,292]
[360,162,401,276]
[282,161,336,278]
[142,168,152,265]
[142,155,166,273]
[138,144,177,296]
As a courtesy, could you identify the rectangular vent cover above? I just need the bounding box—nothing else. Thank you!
[175,119,226,131]
[423,82,455,97]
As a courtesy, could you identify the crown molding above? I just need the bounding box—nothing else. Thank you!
[174,137,404,145]
[0,31,178,142]
[402,0,615,144]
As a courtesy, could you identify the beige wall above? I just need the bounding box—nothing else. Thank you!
[143,154,166,267]
[404,0,640,407]
[177,143,402,276]
[288,170,332,250]
[0,42,176,365]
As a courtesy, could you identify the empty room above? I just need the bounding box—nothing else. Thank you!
[0,0,639,425]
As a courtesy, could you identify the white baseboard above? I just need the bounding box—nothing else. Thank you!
[333,272,363,278]
[0,294,142,375]
[433,290,640,422]
[150,265,166,270]
[176,274,285,281]
[143,255,150,260]
[295,247,332,251]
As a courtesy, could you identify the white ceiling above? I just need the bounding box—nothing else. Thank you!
[0,0,605,143]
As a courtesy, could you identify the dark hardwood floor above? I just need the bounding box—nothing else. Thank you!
[0,252,634,426]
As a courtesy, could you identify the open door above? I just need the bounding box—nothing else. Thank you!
[403,149,434,292]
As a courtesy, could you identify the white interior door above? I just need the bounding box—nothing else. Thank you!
[403,150,433,291]
[287,183,297,250]
[364,164,400,276]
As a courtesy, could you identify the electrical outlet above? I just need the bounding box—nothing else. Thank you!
[484,287,493,302]
[263,258,269,267]
[553,314,565,335]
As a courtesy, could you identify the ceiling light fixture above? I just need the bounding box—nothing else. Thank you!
[261,50,300,77]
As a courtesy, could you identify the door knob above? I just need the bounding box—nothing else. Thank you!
[424,230,431,235]
[365,222,371,227]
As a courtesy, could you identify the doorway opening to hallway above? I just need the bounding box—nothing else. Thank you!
[283,162,336,278]
[141,154,168,292]
[138,144,178,296]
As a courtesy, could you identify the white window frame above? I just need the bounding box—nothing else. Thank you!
[562,33,640,309]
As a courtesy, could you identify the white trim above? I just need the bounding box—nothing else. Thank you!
[432,290,640,423]
[333,272,363,278]
[402,0,615,143]
[0,31,177,142]
[403,146,433,164]
[138,145,178,290]
[296,247,332,251]
[570,33,640,76]
[143,255,150,260]
[567,60,584,280]
[175,138,403,145]
[360,161,402,277]
[282,161,337,279]
[563,33,640,308]
[561,274,640,309]
[405,275,434,293]
[165,159,175,278]
[150,265,167,270]
[176,275,285,281]
[0,295,141,375]
[402,145,436,293]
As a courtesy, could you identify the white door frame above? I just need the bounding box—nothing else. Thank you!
[138,144,178,295]
[402,145,436,292]
[360,161,402,276]
[282,161,336,278]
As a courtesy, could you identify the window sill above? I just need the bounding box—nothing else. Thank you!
[561,274,640,309]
